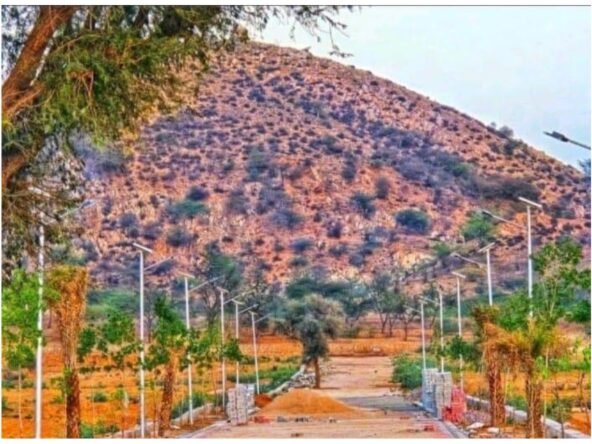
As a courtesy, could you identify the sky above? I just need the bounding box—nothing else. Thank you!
[258,6,591,167]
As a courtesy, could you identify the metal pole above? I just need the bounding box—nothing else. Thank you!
[456,277,464,392]
[486,249,493,306]
[420,302,426,372]
[219,290,226,411]
[251,312,260,394]
[139,251,145,438]
[35,225,44,439]
[527,205,533,317]
[184,277,193,425]
[438,289,444,373]
[234,301,240,386]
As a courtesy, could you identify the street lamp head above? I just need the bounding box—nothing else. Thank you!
[239,304,257,314]
[178,271,195,279]
[478,242,496,253]
[544,131,569,143]
[132,242,154,254]
[451,271,466,279]
[518,196,543,209]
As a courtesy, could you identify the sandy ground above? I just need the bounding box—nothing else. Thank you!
[185,356,453,439]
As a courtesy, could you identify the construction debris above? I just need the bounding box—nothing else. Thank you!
[261,388,358,417]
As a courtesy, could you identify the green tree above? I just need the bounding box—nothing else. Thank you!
[1,269,40,437]
[145,296,188,436]
[473,237,590,437]
[461,212,495,244]
[46,265,89,438]
[278,294,342,388]
[395,209,431,234]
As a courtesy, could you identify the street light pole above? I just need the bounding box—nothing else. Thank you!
[133,243,153,438]
[437,288,444,373]
[217,287,228,411]
[35,224,44,439]
[250,312,259,394]
[419,302,426,372]
[232,300,244,386]
[179,273,195,425]
[478,242,496,306]
[518,197,542,317]
[452,272,466,391]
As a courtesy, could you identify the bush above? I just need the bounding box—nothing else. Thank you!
[327,220,343,238]
[246,147,270,181]
[341,158,357,183]
[166,227,193,247]
[142,222,162,241]
[475,175,540,201]
[226,188,250,215]
[171,392,207,419]
[270,208,303,230]
[351,192,376,219]
[462,212,494,242]
[167,199,208,220]
[392,355,425,390]
[255,187,289,215]
[119,212,138,229]
[433,241,453,259]
[186,186,209,201]
[90,391,108,403]
[395,209,430,234]
[80,422,119,438]
[375,176,390,199]
[349,253,365,267]
[289,256,309,268]
[328,243,348,257]
[291,238,314,253]
[86,288,136,318]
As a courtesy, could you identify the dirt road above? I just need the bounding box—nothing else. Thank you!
[183,356,454,438]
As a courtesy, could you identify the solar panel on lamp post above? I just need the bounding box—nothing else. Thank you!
[451,271,466,392]
[518,196,543,317]
[132,242,154,438]
[478,242,496,306]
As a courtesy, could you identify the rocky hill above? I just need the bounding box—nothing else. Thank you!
[75,42,589,292]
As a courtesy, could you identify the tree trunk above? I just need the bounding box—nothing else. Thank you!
[313,358,321,389]
[485,352,505,427]
[2,6,76,119]
[525,370,543,438]
[158,358,177,436]
[65,368,81,438]
[18,368,23,438]
[403,321,409,341]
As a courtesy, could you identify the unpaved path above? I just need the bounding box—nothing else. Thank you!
[182,356,454,438]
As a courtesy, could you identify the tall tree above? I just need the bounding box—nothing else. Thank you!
[278,294,342,388]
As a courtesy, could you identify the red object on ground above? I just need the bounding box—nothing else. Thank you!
[253,416,272,424]
[442,386,467,423]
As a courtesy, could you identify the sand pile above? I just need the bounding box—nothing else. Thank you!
[260,389,360,417]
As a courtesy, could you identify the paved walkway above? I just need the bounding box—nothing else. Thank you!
[181,356,454,438]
